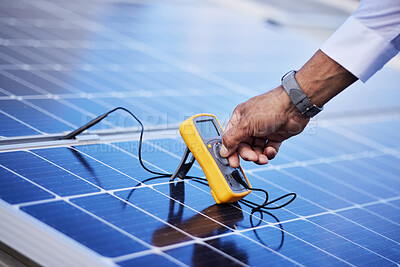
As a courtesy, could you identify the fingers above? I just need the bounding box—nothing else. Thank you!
[253,138,268,164]
[227,153,240,168]
[264,140,282,159]
[253,145,268,164]
[231,139,269,167]
[220,120,248,158]
[238,143,258,161]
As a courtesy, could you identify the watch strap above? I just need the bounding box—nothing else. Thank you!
[281,70,323,117]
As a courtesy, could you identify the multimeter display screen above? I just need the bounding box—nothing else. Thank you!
[196,119,220,138]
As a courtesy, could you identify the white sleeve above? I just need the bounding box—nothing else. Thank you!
[320,0,400,82]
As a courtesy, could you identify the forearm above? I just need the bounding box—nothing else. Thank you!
[295,49,357,107]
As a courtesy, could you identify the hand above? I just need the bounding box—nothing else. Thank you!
[220,86,310,168]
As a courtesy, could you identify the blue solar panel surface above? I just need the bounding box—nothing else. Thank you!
[0,0,400,266]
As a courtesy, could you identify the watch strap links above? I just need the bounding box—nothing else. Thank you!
[281,70,323,117]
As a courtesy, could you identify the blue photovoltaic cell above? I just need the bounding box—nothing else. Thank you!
[0,166,54,204]
[309,214,399,264]
[207,232,333,266]
[115,186,234,239]
[7,70,72,95]
[0,0,400,266]
[364,203,400,229]
[336,160,400,192]
[118,254,178,267]
[307,163,397,199]
[71,193,191,247]
[0,72,40,96]
[73,143,163,184]
[275,219,394,266]
[32,147,140,190]
[164,243,244,266]
[343,121,400,148]
[0,151,99,196]
[283,166,375,204]
[337,208,400,243]
[0,100,73,134]
[0,112,41,137]
[256,169,350,210]
[21,200,148,258]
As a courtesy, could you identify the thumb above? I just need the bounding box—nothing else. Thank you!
[220,122,248,157]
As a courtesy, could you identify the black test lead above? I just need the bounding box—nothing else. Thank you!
[62,107,296,212]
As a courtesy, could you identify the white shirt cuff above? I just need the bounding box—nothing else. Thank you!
[321,16,399,82]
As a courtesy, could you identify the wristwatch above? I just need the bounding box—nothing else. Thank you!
[281,70,323,117]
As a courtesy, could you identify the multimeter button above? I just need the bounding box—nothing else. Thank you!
[213,143,229,165]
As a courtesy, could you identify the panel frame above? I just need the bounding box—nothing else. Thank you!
[0,199,115,267]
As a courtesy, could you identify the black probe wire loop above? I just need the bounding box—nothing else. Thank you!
[63,107,296,212]
[63,107,168,177]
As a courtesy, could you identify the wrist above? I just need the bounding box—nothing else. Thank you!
[295,50,357,107]
[275,86,303,117]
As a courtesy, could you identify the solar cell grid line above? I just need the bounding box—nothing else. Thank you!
[374,154,400,174]
[34,150,262,266]
[0,71,156,134]
[0,0,396,266]
[110,139,265,213]
[279,166,395,210]
[254,165,400,224]
[306,214,399,264]
[0,165,55,204]
[0,150,100,197]
[72,144,170,177]
[269,125,400,198]
[28,149,140,191]
[3,151,198,264]
[18,141,362,264]
[2,98,77,131]
[305,165,400,210]
[183,158,397,260]
[0,68,49,96]
[61,201,188,266]
[0,50,116,97]
[340,159,400,191]
[0,108,44,136]
[20,200,152,259]
[0,52,116,103]
[277,167,400,230]
[327,124,400,157]
[119,139,399,264]
[331,161,400,197]
[111,176,315,265]
[0,138,396,266]
[248,172,400,264]
[0,68,97,130]
[145,135,397,212]
[106,194,252,267]
[0,42,224,128]
[247,149,388,174]
[26,0,258,98]
[243,138,392,173]
[0,162,59,201]
[0,21,256,113]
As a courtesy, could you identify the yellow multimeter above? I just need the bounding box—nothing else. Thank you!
[171,113,251,204]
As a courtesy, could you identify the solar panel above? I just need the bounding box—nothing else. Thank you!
[1,0,400,266]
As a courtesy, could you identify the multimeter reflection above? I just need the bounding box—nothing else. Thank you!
[196,119,220,138]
